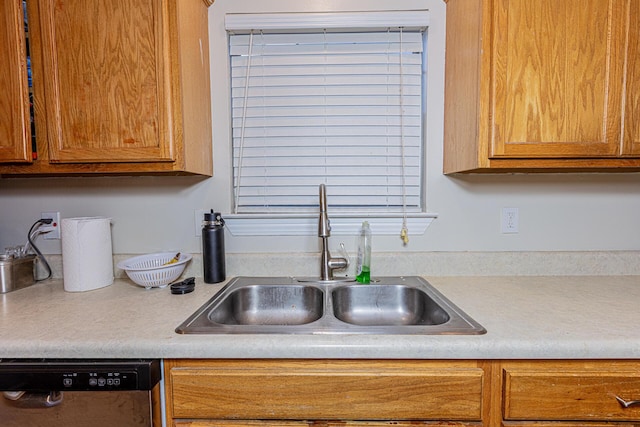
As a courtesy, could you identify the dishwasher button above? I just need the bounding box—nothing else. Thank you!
[89,378,98,386]
[63,378,73,387]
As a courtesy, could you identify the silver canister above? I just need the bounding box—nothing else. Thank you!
[0,254,36,293]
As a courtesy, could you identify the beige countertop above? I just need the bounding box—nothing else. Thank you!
[1,275,640,360]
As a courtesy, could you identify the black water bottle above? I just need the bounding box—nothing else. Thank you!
[202,210,225,283]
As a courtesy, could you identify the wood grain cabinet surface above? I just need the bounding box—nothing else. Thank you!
[0,1,31,163]
[443,0,640,173]
[165,359,488,426]
[174,422,475,427]
[501,361,640,424]
[174,423,476,427]
[0,0,212,176]
[164,359,640,427]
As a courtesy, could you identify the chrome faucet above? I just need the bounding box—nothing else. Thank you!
[318,184,348,281]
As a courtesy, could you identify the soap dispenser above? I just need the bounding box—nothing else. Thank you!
[355,221,371,284]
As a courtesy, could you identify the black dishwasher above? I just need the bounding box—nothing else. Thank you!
[0,359,161,427]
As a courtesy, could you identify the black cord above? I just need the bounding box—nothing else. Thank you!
[27,219,53,281]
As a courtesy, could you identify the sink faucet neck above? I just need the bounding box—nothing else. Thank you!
[318,184,348,281]
[318,184,330,238]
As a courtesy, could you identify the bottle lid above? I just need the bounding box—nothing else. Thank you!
[204,210,217,221]
[203,210,224,225]
[170,277,196,295]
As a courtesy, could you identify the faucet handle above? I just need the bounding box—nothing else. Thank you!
[328,256,348,272]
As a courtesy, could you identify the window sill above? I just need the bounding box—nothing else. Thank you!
[224,213,437,236]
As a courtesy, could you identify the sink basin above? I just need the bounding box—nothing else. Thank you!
[332,285,450,326]
[176,276,485,335]
[208,285,323,325]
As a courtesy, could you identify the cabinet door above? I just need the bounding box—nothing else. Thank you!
[166,360,485,422]
[0,0,31,163]
[502,361,640,421]
[623,0,640,155]
[35,0,174,163]
[174,423,314,427]
[504,424,635,427]
[174,423,472,427]
[491,0,627,158]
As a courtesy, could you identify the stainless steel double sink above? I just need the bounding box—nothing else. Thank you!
[176,276,486,335]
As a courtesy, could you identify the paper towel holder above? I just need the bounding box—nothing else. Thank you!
[61,217,114,292]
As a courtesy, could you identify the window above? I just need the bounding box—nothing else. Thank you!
[225,12,434,237]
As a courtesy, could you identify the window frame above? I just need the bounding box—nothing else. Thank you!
[221,10,437,237]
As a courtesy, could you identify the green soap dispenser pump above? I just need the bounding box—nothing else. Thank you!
[355,221,371,284]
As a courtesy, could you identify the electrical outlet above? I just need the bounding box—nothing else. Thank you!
[501,207,519,234]
[41,211,61,239]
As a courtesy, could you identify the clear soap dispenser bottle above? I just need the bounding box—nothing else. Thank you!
[355,221,371,284]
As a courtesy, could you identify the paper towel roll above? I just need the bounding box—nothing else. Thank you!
[61,217,114,292]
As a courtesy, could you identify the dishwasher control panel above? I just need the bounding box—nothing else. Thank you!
[65,370,139,390]
[0,359,161,392]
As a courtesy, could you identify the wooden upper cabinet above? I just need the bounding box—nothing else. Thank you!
[492,0,624,158]
[39,0,173,164]
[0,1,31,163]
[443,0,640,173]
[0,0,212,176]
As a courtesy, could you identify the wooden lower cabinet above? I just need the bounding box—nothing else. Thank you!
[174,423,472,427]
[165,360,640,427]
[174,422,313,427]
[165,359,488,426]
[500,360,640,426]
[500,425,635,427]
[174,423,473,427]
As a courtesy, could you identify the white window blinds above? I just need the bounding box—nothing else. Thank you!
[228,14,427,215]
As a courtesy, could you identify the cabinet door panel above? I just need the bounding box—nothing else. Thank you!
[503,367,640,421]
[36,0,173,163]
[491,0,625,158]
[0,0,31,163]
[174,422,314,427]
[167,360,484,421]
[623,0,640,155]
[175,422,473,427]
[502,424,635,427]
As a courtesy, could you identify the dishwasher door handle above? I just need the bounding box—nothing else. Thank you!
[3,391,63,408]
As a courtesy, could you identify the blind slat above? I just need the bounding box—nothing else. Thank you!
[232,96,422,108]
[236,196,422,208]
[233,146,423,157]
[234,166,421,177]
[230,54,422,68]
[236,176,422,186]
[229,31,424,44]
[232,127,423,137]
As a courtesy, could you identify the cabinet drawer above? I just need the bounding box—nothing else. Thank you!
[174,422,313,427]
[167,360,485,421]
[174,423,474,427]
[503,362,640,421]
[174,422,474,427]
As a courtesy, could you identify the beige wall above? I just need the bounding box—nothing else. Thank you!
[1,0,639,258]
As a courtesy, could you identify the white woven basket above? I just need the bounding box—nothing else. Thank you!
[117,252,192,289]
